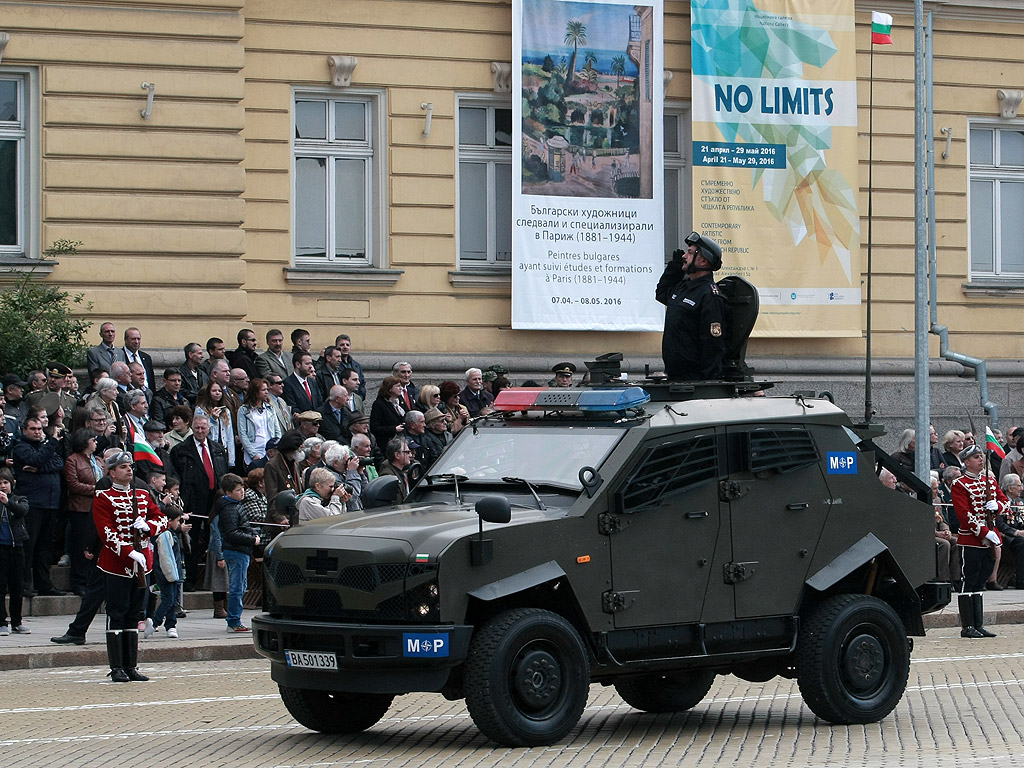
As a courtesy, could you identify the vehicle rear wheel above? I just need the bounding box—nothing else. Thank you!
[278,685,394,734]
[614,670,715,713]
[796,594,910,724]
[464,608,590,747]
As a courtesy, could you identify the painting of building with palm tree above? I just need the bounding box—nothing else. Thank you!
[521,0,654,199]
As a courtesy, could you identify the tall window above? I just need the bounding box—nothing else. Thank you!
[457,99,512,270]
[293,93,382,267]
[0,74,27,256]
[663,105,692,257]
[969,123,1024,278]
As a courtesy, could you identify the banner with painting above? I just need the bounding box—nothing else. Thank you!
[512,0,665,331]
[691,0,861,337]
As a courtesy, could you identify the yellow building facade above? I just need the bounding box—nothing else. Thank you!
[1,0,1023,364]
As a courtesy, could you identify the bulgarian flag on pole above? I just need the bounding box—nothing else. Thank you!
[126,418,163,466]
[986,427,1006,460]
[872,12,893,45]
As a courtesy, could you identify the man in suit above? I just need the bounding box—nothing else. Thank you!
[178,342,209,404]
[315,345,345,401]
[265,374,293,435]
[122,327,155,392]
[86,322,125,374]
[170,414,228,591]
[255,328,291,381]
[393,361,418,410]
[341,367,364,414]
[283,352,321,412]
[318,385,352,443]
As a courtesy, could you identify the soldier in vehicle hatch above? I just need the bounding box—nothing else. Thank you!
[655,231,728,381]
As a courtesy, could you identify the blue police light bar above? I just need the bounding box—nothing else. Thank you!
[575,388,650,411]
[492,387,649,412]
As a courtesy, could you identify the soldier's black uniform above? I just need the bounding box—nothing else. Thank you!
[656,264,727,380]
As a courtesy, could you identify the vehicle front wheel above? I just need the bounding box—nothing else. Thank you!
[464,608,590,747]
[796,594,910,724]
[278,685,394,734]
[614,669,715,713]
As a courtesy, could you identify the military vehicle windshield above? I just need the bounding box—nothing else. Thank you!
[429,426,623,490]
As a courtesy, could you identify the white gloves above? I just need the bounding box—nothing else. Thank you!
[128,550,147,567]
[133,516,150,531]
[985,530,1001,546]
[984,500,1000,512]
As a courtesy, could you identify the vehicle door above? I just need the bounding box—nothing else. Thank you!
[723,424,831,618]
[607,430,724,628]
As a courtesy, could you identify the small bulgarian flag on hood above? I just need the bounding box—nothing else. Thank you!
[986,427,1006,460]
[871,12,893,45]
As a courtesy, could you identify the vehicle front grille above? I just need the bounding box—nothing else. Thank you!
[265,559,438,622]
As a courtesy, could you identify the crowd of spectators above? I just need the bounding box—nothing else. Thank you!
[0,323,554,635]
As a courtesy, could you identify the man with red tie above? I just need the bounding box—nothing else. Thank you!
[283,352,322,412]
[170,414,228,592]
[392,361,418,410]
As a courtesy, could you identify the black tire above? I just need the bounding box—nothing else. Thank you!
[614,670,715,713]
[796,594,910,724]
[278,685,394,734]
[464,608,590,747]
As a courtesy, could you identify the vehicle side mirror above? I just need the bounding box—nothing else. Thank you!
[361,475,400,509]
[475,496,511,524]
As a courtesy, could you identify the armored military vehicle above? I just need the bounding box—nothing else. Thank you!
[252,377,949,747]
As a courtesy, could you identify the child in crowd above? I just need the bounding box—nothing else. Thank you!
[216,473,259,632]
[0,468,31,635]
[147,507,186,639]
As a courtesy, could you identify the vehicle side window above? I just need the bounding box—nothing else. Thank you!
[748,428,818,474]
[619,434,717,512]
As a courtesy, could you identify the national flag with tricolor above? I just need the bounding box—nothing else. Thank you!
[126,418,163,466]
[871,12,893,45]
[986,427,1006,460]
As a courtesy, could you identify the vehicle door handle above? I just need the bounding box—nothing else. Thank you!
[786,502,809,510]
[685,510,707,519]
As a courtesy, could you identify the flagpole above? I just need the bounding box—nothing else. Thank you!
[864,33,875,425]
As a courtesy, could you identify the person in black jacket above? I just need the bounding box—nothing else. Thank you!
[655,231,728,381]
[0,467,31,634]
[170,415,228,591]
[216,473,259,632]
[12,415,66,596]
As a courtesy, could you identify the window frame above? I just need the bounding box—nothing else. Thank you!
[454,94,513,277]
[967,120,1024,284]
[0,67,41,267]
[289,87,389,277]
[663,102,692,259]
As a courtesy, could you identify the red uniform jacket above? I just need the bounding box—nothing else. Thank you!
[93,484,167,578]
[952,470,1007,548]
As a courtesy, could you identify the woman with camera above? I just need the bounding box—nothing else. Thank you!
[295,466,352,523]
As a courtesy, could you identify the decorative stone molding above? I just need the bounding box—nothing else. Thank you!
[663,70,674,98]
[491,62,512,94]
[328,55,358,87]
[0,32,10,64]
[997,89,1023,119]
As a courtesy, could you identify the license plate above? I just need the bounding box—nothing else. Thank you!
[285,650,338,670]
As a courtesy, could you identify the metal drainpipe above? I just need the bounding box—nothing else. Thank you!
[925,12,999,428]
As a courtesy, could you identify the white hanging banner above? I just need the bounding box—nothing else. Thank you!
[512,0,665,331]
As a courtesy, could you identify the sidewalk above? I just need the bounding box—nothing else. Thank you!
[0,605,261,671]
[4,587,1024,672]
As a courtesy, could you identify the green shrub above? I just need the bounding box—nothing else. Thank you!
[0,240,92,376]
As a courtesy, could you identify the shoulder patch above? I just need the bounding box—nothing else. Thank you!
[710,322,722,337]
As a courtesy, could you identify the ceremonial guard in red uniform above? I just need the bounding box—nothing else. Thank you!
[93,451,167,681]
[951,444,1005,638]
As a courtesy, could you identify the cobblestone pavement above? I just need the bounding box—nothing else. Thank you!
[2,625,1023,767]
